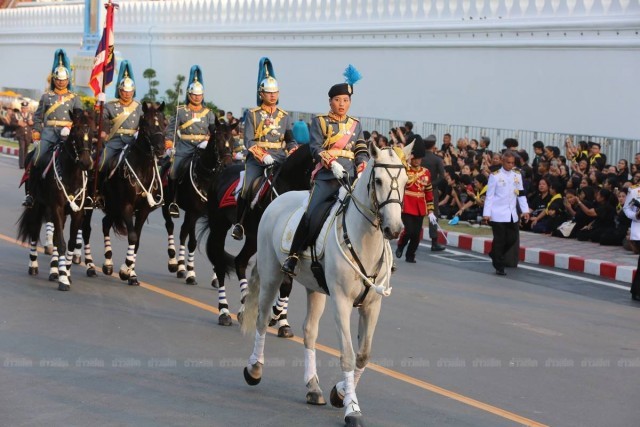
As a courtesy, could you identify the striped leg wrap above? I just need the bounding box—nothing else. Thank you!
[74,230,83,258]
[177,245,186,272]
[65,250,74,275]
[29,240,38,268]
[186,251,196,279]
[218,284,229,315]
[272,296,288,318]
[58,253,69,285]
[45,222,54,247]
[104,236,112,261]
[167,235,176,258]
[239,279,249,304]
[84,244,95,269]
[50,246,59,275]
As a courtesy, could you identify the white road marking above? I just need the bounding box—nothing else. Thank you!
[420,243,631,291]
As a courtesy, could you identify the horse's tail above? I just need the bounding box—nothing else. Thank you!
[108,210,128,236]
[240,265,261,336]
[16,203,45,244]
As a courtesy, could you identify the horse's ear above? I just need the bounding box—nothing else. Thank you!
[369,140,381,159]
[142,102,149,114]
[159,101,166,113]
[402,141,415,161]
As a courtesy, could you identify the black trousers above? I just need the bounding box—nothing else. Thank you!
[632,241,640,297]
[399,213,424,260]
[489,220,519,271]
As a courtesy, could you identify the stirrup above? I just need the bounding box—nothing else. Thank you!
[281,254,299,277]
[231,223,244,240]
[169,202,180,218]
[22,195,34,208]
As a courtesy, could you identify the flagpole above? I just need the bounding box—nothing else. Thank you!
[92,0,117,205]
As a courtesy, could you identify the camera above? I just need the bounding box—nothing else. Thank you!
[631,198,640,209]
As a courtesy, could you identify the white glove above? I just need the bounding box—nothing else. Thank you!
[197,141,208,149]
[234,152,245,161]
[165,148,173,157]
[97,92,106,103]
[428,213,438,225]
[331,161,346,179]
[262,154,275,165]
[60,127,70,137]
[133,131,139,139]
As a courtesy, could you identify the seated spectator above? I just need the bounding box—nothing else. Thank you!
[454,174,488,222]
[600,188,631,246]
[523,177,552,230]
[576,188,616,242]
[440,168,460,219]
[531,179,565,234]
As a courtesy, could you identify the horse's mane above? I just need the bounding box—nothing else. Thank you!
[277,144,313,191]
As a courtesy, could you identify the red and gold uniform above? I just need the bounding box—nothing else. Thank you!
[397,165,434,262]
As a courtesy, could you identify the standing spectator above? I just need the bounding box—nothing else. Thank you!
[226,111,238,125]
[441,133,454,155]
[616,159,630,184]
[12,101,34,169]
[531,141,545,179]
[395,143,438,262]
[376,135,390,148]
[478,136,490,154]
[483,151,530,276]
[403,121,414,142]
[588,142,606,171]
[623,185,640,301]
[421,134,446,251]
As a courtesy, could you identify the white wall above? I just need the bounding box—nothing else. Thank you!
[1,0,639,139]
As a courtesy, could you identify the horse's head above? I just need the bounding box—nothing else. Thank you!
[138,102,166,157]
[366,143,413,240]
[68,109,95,171]
[212,118,236,166]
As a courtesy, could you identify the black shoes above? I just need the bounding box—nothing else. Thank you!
[22,195,34,208]
[495,269,506,276]
[431,244,446,252]
[395,246,404,259]
[168,202,180,218]
[405,258,416,263]
[231,223,244,241]
[281,255,299,277]
[632,294,640,302]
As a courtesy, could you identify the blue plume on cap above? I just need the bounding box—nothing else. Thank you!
[115,60,136,98]
[343,64,362,86]
[257,57,276,106]
[50,48,72,90]
[186,65,204,103]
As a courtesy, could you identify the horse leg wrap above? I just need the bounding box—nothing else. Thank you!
[249,330,266,366]
[218,285,229,311]
[65,250,74,274]
[50,247,59,275]
[58,256,70,286]
[186,252,196,281]
[342,371,361,418]
[354,367,365,388]
[177,245,186,272]
[45,222,54,247]
[239,279,249,304]
[84,244,92,263]
[103,258,113,267]
[304,348,317,385]
[74,230,83,258]
[29,241,38,266]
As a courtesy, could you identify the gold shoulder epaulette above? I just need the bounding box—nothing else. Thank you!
[249,106,261,113]
[631,184,640,189]
[492,170,500,175]
[347,115,360,122]
[278,107,288,115]
[513,167,521,172]
[315,113,328,119]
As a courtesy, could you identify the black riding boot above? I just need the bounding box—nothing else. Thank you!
[231,196,247,240]
[282,214,309,277]
[166,178,179,218]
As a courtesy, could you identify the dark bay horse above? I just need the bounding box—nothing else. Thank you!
[17,110,95,291]
[97,102,166,286]
[162,120,234,285]
[204,144,313,329]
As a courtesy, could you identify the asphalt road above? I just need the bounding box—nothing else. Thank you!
[0,154,638,427]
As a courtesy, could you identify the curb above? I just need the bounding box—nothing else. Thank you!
[0,145,19,156]
[426,229,635,285]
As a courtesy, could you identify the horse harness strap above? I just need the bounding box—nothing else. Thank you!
[340,197,385,308]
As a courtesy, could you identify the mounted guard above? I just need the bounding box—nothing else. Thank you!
[165,65,218,218]
[231,57,296,240]
[95,60,142,209]
[24,49,83,208]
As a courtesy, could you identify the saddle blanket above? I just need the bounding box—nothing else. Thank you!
[280,199,340,260]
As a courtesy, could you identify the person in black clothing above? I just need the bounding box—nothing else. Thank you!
[523,177,552,231]
[421,134,446,251]
[600,188,631,246]
[531,179,565,234]
[576,188,616,242]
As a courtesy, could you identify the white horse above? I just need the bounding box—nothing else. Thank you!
[241,143,412,427]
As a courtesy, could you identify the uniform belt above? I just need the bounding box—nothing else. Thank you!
[405,190,425,198]
[46,120,73,127]
[327,149,355,160]
[256,141,285,149]
[115,129,137,135]
[181,134,209,141]
[233,145,246,153]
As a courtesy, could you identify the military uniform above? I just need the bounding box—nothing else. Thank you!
[166,104,217,180]
[483,167,529,274]
[32,89,82,167]
[99,99,142,170]
[623,185,640,300]
[11,106,33,169]
[396,165,434,262]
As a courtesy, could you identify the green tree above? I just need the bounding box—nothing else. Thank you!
[142,68,159,102]
[163,74,185,117]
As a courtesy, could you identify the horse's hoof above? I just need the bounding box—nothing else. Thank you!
[102,265,113,276]
[128,277,140,286]
[330,385,345,408]
[44,245,53,255]
[236,311,243,325]
[218,313,232,326]
[306,390,327,406]
[49,273,59,282]
[277,325,294,338]
[344,413,365,427]
[243,367,261,386]
[168,262,178,273]
[119,270,130,281]
[28,267,38,276]
[210,278,219,288]
[72,255,82,265]
[58,282,70,291]
[176,270,186,279]
[186,276,197,286]
[86,268,97,278]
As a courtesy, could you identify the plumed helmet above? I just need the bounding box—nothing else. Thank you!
[256,57,278,105]
[185,65,205,103]
[50,48,72,90]
[328,64,362,98]
[116,60,136,97]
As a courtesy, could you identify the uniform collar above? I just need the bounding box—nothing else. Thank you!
[53,88,69,95]
[260,104,277,115]
[187,103,203,112]
[119,99,134,107]
[328,112,347,122]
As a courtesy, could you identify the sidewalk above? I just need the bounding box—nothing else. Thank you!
[0,144,18,156]
[425,224,637,285]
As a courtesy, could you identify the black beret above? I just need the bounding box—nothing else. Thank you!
[328,83,353,98]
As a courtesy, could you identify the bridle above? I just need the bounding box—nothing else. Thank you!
[65,122,93,164]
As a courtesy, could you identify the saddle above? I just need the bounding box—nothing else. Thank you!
[280,198,340,260]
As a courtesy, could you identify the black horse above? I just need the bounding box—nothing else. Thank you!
[162,119,235,285]
[204,144,313,329]
[94,102,166,286]
[17,110,95,291]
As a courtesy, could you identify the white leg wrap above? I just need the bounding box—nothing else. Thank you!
[45,222,54,247]
[219,307,230,316]
[304,348,317,385]
[249,330,266,366]
[354,366,365,388]
[104,258,113,267]
[343,370,360,416]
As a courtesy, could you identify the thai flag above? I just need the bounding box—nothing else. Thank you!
[88,2,116,96]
